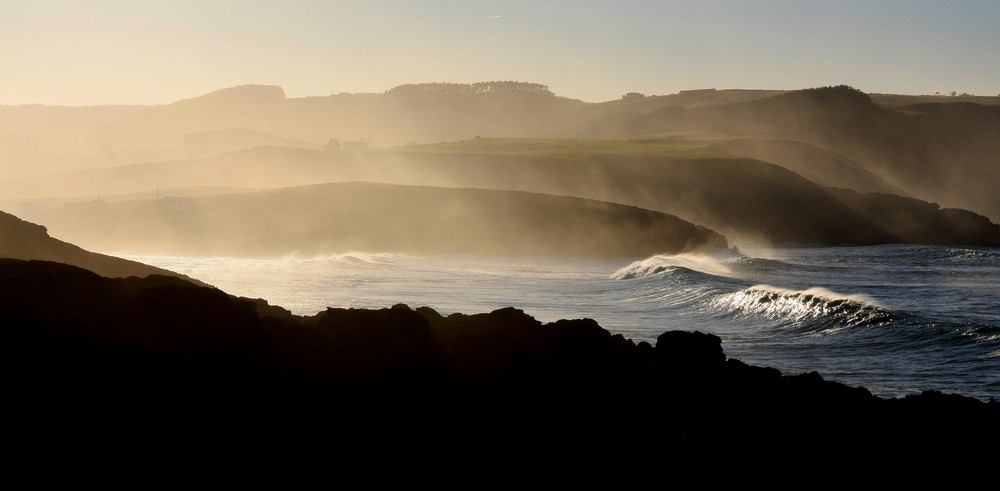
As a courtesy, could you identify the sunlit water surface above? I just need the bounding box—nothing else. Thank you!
[120,245,1000,401]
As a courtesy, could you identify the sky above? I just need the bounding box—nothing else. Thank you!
[2,0,998,106]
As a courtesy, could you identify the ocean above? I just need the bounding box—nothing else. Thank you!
[120,244,1000,402]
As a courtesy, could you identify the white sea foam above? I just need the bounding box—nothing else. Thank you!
[610,253,735,279]
[709,284,887,331]
[114,245,1000,400]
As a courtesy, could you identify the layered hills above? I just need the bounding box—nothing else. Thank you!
[583,85,1000,221]
[3,82,997,249]
[9,140,998,248]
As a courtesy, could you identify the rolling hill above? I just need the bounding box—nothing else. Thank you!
[0,209,206,284]
[3,83,998,249]
[589,85,1000,221]
[9,139,998,248]
[29,181,733,259]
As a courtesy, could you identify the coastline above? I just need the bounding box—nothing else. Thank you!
[3,258,996,447]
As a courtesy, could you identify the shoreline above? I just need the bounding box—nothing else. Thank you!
[2,258,996,446]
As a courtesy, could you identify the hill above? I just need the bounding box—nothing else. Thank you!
[701,137,903,194]
[0,82,590,178]
[10,141,998,248]
[4,83,998,248]
[0,209,206,284]
[30,182,732,258]
[591,85,1000,221]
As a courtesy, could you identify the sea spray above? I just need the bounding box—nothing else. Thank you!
[119,245,1000,400]
[709,284,893,333]
[610,252,738,279]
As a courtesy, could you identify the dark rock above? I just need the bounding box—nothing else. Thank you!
[655,330,726,371]
[1,258,996,448]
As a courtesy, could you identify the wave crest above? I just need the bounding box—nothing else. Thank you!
[710,284,894,332]
[611,253,735,280]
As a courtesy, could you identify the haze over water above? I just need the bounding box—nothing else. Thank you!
[3,0,999,410]
[123,244,1000,402]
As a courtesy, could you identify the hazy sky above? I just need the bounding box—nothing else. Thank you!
[3,0,998,105]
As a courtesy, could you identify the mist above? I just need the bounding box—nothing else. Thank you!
[4,0,1000,443]
[4,84,998,260]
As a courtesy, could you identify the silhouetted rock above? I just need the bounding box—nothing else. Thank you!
[1,259,995,447]
[656,330,726,371]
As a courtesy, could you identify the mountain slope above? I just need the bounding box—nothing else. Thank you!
[0,209,206,284]
[591,85,1000,221]
[10,141,999,248]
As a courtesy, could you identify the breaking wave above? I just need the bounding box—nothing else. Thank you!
[709,285,895,333]
[611,253,736,279]
[120,244,1000,400]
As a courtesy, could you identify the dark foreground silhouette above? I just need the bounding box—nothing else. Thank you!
[2,259,996,450]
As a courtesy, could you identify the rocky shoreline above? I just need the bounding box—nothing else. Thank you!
[2,258,995,447]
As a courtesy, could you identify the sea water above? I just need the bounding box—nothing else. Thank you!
[120,244,1000,401]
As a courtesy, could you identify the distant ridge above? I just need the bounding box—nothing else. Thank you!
[386,81,556,97]
[593,85,1000,221]
[3,82,998,225]
[168,84,286,106]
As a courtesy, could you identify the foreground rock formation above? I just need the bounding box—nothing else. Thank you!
[2,259,994,449]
